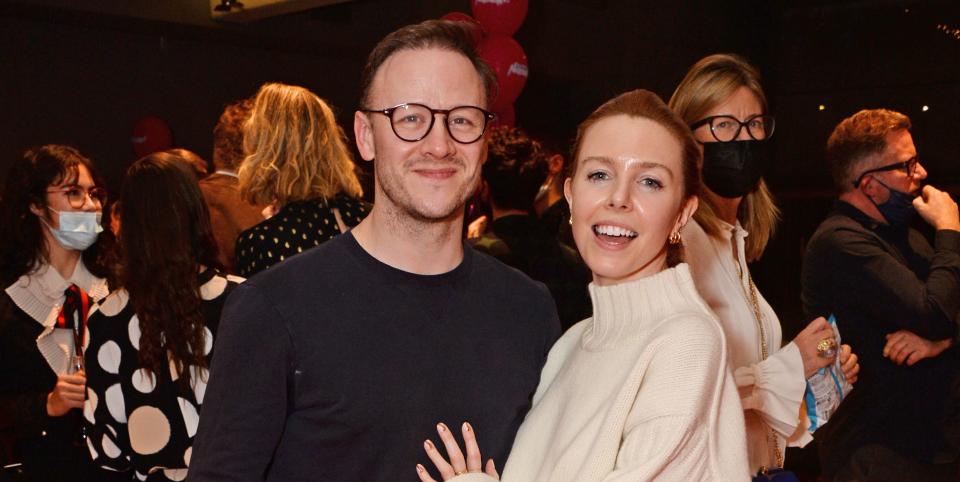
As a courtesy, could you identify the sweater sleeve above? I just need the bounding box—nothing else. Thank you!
[733,340,809,444]
[602,315,748,481]
[187,282,294,481]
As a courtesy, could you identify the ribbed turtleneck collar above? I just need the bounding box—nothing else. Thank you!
[582,263,705,351]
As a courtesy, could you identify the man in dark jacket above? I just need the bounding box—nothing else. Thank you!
[802,108,960,481]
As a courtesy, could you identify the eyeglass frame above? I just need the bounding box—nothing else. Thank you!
[361,103,496,145]
[689,114,776,143]
[45,185,108,209]
[851,157,920,188]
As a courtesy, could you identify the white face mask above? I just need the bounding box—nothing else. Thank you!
[41,208,103,251]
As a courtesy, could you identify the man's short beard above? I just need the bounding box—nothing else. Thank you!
[374,158,477,225]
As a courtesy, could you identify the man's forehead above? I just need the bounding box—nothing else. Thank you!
[884,129,916,158]
[367,47,485,108]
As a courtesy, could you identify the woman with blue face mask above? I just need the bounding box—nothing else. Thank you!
[0,145,119,481]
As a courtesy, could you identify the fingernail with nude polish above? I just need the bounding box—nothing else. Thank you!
[416,464,425,474]
[424,440,434,450]
[437,423,447,433]
[463,422,472,432]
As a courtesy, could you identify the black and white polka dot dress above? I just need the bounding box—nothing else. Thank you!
[83,269,242,481]
[235,194,370,278]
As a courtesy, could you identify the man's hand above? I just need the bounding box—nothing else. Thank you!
[46,372,86,417]
[913,185,960,231]
[883,330,952,366]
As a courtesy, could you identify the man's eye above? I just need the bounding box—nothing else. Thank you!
[450,116,476,127]
[398,114,423,124]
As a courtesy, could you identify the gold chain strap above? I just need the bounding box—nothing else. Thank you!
[745,273,785,469]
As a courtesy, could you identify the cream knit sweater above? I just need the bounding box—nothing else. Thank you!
[455,264,749,482]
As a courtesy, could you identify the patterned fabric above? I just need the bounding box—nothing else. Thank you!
[235,194,370,277]
[57,284,90,354]
[83,270,242,481]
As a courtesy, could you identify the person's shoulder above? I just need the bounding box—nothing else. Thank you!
[87,288,133,342]
[807,210,877,253]
[654,308,725,350]
[471,248,546,290]
[244,233,354,288]
[468,233,510,258]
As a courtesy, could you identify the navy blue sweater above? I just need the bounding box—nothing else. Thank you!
[189,232,560,481]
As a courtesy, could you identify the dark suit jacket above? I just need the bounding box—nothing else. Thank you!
[199,172,264,275]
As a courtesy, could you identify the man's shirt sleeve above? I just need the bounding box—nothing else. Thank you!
[821,226,960,339]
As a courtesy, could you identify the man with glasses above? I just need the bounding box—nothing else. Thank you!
[802,108,960,480]
[189,20,560,482]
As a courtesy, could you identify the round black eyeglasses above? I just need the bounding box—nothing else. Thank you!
[362,103,496,145]
[690,114,775,143]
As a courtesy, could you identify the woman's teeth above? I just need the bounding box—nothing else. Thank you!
[593,225,638,238]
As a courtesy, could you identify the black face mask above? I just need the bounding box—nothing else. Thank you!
[701,140,771,198]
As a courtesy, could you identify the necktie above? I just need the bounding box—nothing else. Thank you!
[56,284,90,356]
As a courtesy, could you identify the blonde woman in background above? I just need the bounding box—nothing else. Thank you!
[235,82,369,277]
[668,54,860,475]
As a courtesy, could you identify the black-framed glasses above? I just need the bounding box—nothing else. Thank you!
[46,186,107,209]
[851,157,920,188]
[361,103,496,144]
[690,114,775,142]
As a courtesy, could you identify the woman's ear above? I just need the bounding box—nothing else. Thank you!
[563,177,573,209]
[675,195,699,233]
[29,202,44,217]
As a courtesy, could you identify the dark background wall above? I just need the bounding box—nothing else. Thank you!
[2,0,958,336]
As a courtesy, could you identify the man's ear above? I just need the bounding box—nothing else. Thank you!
[354,111,376,162]
[29,202,44,217]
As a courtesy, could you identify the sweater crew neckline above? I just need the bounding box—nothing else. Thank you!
[583,263,703,351]
[341,231,473,286]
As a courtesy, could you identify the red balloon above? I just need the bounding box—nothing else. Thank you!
[491,102,516,128]
[131,116,173,158]
[440,12,484,46]
[471,0,528,37]
[478,36,528,105]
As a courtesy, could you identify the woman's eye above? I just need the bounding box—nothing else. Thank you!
[639,177,663,190]
[586,171,610,181]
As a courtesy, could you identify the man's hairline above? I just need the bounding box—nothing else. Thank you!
[361,45,489,110]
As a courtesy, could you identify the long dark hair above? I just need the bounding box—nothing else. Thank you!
[119,152,220,385]
[0,145,110,286]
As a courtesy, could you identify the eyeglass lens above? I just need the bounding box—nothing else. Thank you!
[709,115,775,142]
[389,104,488,144]
[64,187,107,208]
